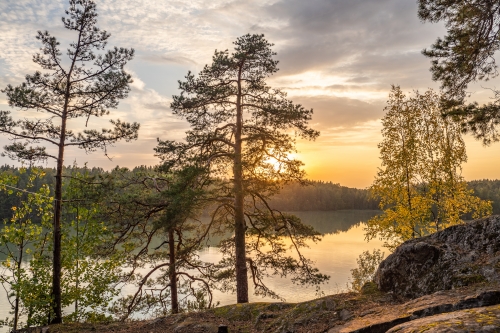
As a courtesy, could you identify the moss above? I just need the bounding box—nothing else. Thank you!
[452,273,486,286]
[419,320,464,331]
[417,321,440,332]
[465,309,497,326]
[211,302,270,321]
[360,281,380,295]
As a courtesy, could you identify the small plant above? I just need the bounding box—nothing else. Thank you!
[349,249,385,292]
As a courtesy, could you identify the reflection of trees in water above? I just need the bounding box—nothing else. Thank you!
[289,210,381,235]
[0,211,381,260]
[190,211,382,248]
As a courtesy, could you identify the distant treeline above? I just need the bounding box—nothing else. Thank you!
[3,165,500,219]
[467,180,500,215]
[269,181,379,211]
[270,180,500,214]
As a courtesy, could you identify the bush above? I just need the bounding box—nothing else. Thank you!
[350,249,385,292]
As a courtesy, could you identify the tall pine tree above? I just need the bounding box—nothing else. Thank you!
[0,0,139,323]
[156,34,327,303]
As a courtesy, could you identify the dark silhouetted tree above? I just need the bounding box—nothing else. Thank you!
[102,165,217,319]
[419,0,500,144]
[156,34,327,303]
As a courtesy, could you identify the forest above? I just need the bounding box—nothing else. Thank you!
[1,0,500,331]
[0,165,381,223]
[4,165,500,219]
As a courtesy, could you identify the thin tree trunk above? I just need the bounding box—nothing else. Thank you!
[234,67,248,303]
[168,228,178,314]
[51,110,68,324]
[400,116,415,239]
[13,242,23,331]
[75,207,79,320]
[51,36,77,321]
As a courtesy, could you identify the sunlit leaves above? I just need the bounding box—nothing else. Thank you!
[366,86,492,250]
[0,168,54,328]
[349,249,385,292]
[0,166,124,328]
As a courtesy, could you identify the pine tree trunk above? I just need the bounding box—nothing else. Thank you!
[169,228,179,314]
[51,112,67,324]
[234,69,248,303]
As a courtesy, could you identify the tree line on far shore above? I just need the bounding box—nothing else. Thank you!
[4,164,500,219]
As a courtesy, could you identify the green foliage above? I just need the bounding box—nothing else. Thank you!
[366,86,492,249]
[60,166,123,323]
[0,168,53,329]
[349,249,385,292]
[0,166,123,329]
[100,165,217,319]
[418,0,500,144]
[157,34,328,302]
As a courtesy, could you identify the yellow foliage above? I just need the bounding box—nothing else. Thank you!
[366,87,492,250]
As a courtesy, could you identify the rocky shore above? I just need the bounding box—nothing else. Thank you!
[15,215,500,333]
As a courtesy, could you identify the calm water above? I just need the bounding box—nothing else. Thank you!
[0,210,384,329]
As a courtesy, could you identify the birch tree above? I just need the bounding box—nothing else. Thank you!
[366,86,491,249]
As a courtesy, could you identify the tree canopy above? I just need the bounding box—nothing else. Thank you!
[366,86,491,249]
[419,0,500,144]
[157,33,327,303]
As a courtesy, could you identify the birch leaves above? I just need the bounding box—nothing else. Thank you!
[367,86,491,249]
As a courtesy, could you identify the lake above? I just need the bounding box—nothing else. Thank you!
[0,210,385,330]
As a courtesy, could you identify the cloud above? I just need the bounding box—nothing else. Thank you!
[4,0,496,185]
[127,69,146,91]
[140,54,197,66]
[290,95,385,129]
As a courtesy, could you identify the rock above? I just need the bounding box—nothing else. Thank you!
[12,326,50,333]
[328,286,500,333]
[386,304,500,332]
[339,309,353,321]
[375,215,500,299]
[173,319,219,333]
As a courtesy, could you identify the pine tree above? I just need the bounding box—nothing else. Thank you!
[104,165,216,318]
[0,0,139,323]
[156,34,327,303]
[419,0,500,144]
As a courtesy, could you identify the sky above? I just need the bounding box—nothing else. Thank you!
[1,0,500,188]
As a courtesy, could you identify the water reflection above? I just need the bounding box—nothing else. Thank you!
[289,210,380,235]
[0,210,384,329]
[198,210,384,305]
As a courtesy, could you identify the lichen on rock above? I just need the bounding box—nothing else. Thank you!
[375,215,500,299]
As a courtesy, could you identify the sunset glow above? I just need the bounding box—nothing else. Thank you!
[2,0,500,189]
